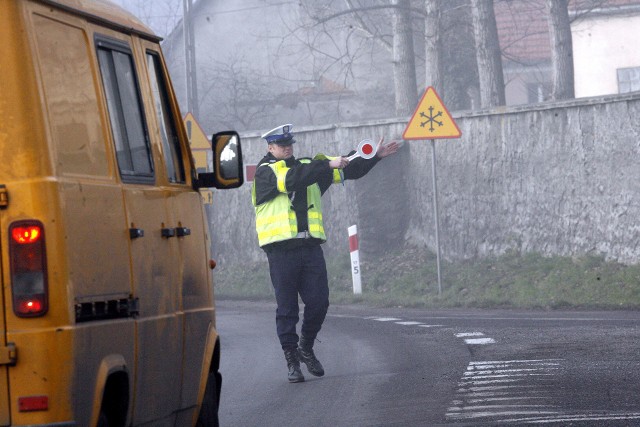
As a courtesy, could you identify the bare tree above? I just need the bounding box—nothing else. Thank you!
[292,1,420,116]
[118,0,183,37]
[471,0,506,107]
[547,0,575,100]
[392,0,418,115]
[289,1,415,254]
[424,0,443,92]
[197,54,275,131]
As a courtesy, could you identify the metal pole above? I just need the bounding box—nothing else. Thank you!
[182,0,191,112]
[188,0,198,118]
[182,0,198,116]
[430,139,442,295]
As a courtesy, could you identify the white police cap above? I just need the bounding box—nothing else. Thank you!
[261,124,296,145]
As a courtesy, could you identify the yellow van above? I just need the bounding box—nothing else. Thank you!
[0,0,243,426]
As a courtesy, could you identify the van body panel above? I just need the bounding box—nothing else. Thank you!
[167,191,215,408]
[123,187,183,425]
[60,182,132,301]
[3,179,73,426]
[0,5,21,421]
[7,327,74,425]
[0,2,51,183]
[1,240,8,426]
[74,323,135,427]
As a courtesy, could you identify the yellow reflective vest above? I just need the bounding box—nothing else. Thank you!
[252,156,342,247]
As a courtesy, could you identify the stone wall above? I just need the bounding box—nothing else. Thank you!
[207,93,640,265]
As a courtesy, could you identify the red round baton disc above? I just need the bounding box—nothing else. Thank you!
[356,139,377,159]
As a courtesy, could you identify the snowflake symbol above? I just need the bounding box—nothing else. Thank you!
[419,106,444,132]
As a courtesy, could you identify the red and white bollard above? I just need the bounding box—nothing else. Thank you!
[348,225,362,294]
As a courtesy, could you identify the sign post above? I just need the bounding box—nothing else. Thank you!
[348,225,362,294]
[402,87,461,295]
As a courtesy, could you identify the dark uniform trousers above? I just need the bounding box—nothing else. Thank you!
[265,243,330,350]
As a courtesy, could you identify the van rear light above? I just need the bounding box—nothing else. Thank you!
[9,220,48,317]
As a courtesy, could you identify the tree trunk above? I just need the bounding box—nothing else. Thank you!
[470,0,505,107]
[547,0,575,100]
[356,0,412,256]
[392,0,418,115]
[424,0,442,92]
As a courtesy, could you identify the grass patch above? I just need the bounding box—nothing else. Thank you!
[213,247,640,310]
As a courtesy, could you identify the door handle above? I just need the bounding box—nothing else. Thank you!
[176,227,191,237]
[129,228,144,239]
[161,227,176,238]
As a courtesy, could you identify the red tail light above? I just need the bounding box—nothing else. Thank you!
[9,220,48,317]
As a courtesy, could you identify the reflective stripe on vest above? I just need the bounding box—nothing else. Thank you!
[252,159,328,247]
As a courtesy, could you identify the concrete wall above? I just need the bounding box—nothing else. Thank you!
[208,92,640,265]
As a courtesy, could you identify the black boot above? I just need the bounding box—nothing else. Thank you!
[284,348,305,383]
[298,336,325,377]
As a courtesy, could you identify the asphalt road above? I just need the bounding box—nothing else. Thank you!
[216,300,640,426]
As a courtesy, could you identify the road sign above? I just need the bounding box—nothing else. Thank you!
[402,87,461,140]
[184,113,213,203]
[183,112,210,171]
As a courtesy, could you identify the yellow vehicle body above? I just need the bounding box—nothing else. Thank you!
[0,1,242,426]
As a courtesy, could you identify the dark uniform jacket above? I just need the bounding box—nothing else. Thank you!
[253,151,380,251]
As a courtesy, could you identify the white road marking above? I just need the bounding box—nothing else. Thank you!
[395,321,422,325]
[469,359,563,366]
[456,332,485,337]
[417,324,443,328]
[497,412,640,424]
[447,410,560,419]
[462,373,555,381]
[465,337,496,345]
[465,367,560,376]
[371,317,402,322]
[447,359,565,422]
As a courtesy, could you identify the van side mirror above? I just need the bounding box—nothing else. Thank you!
[196,131,244,189]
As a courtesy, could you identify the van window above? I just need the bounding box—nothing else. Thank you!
[96,39,154,182]
[146,52,185,183]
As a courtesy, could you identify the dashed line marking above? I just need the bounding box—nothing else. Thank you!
[455,331,496,344]
[341,314,498,344]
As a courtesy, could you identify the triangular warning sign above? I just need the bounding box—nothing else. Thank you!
[184,112,210,171]
[183,112,211,149]
[402,87,461,140]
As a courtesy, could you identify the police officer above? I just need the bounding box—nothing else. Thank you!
[252,124,399,382]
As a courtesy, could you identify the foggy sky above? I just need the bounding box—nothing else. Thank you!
[111,0,183,37]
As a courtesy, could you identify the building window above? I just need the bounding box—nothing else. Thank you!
[617,67,640,94]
